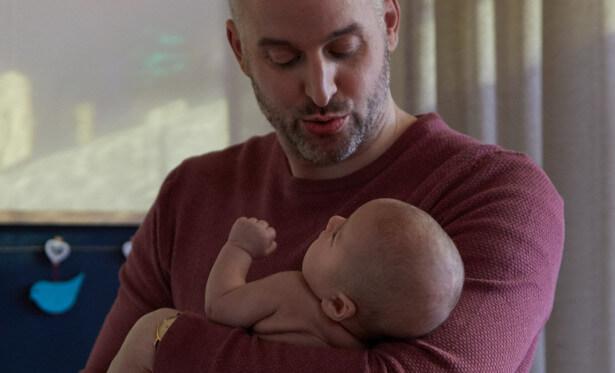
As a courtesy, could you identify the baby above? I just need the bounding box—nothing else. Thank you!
[205,198,464,347]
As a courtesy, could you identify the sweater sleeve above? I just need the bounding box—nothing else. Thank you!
[153,151,565,372]
[82,171,178,373]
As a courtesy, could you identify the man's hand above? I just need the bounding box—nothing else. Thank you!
[227,217,277,258]
[107,308,180,373]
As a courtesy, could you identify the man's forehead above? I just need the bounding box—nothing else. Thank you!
[257,23,364,50]
[236,0,377,42]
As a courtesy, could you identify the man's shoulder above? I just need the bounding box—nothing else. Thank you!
[407,115,561,214]
[425,114,544,172]
[429,142,562,218]
[446,141,551,195]
[407,113,489,162]
[407,114,543,182]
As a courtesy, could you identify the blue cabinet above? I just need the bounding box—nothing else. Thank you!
[0,225,137,373]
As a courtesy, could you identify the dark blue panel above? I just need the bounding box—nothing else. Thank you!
[0,225,138,373]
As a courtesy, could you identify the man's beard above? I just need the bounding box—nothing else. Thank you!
[251,48,391,166]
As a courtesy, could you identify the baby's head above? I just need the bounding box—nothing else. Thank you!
[302,198,464,340]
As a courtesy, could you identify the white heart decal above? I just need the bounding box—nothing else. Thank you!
[44,237,71,265]
[122,240,133,258]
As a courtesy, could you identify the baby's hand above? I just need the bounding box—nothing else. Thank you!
[228,217,277,258]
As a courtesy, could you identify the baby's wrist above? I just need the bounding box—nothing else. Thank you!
[225,240,257,259]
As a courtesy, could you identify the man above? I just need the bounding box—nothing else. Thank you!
[84,0,565,371]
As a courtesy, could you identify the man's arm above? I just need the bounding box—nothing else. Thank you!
[82,170,180,373]
[107,308,180,373]
[107,271,357,373]
[153,153,565,372]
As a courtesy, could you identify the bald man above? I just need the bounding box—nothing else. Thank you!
[84,1,564,372]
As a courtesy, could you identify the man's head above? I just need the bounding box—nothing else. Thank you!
[302,199,465,339]
[225,0,401,168]
[228,0,386,27]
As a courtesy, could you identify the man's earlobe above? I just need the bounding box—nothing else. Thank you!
[321,292,357,322]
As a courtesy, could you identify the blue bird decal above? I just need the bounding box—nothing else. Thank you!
[30,273,85,315]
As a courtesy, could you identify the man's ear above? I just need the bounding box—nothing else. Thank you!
[226,19,250,75]
[321,292,357,322]
[382,0,401,51]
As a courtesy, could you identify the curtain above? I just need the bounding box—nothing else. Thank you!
[390,0,615,371]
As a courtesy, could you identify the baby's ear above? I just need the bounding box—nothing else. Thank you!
[321,292,356,322]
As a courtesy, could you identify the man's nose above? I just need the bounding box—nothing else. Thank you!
[304,56,338,108]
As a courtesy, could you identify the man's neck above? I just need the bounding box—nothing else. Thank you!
[284,100,417,180]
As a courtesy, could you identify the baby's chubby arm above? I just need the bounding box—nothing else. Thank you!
[205,217,279,327]
[205,217,361,348]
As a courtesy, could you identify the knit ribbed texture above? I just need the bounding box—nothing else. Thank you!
[83,113,564,372]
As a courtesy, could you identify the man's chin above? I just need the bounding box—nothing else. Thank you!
[277,126,358,165]
[294,145,355,166]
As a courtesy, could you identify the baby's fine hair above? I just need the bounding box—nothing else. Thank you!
[338,199,464,339]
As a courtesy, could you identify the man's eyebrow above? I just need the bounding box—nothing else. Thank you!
[257,37,295,48]
[257,23,363,48]
[327,23,362,41]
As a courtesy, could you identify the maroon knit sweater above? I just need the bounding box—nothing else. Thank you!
[84,113,564,372]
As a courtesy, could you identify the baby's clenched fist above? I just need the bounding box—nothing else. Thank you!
[227,217,277,258]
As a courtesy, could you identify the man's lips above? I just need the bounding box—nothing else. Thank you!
[302,115,348,136]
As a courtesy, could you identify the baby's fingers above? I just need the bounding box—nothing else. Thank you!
[265,241,277,256]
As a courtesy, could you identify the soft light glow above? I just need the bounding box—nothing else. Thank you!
[606,0,615,35]
[476,0,496,87]
[523,0,543,69]
[74,103,95,146]
[416,0,437,113]
[0,99,229,212]
[0,71,34,171]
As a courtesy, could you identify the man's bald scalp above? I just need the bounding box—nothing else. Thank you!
[227,0,385,23]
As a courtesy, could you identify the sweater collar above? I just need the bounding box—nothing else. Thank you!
[274,112,447,194]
